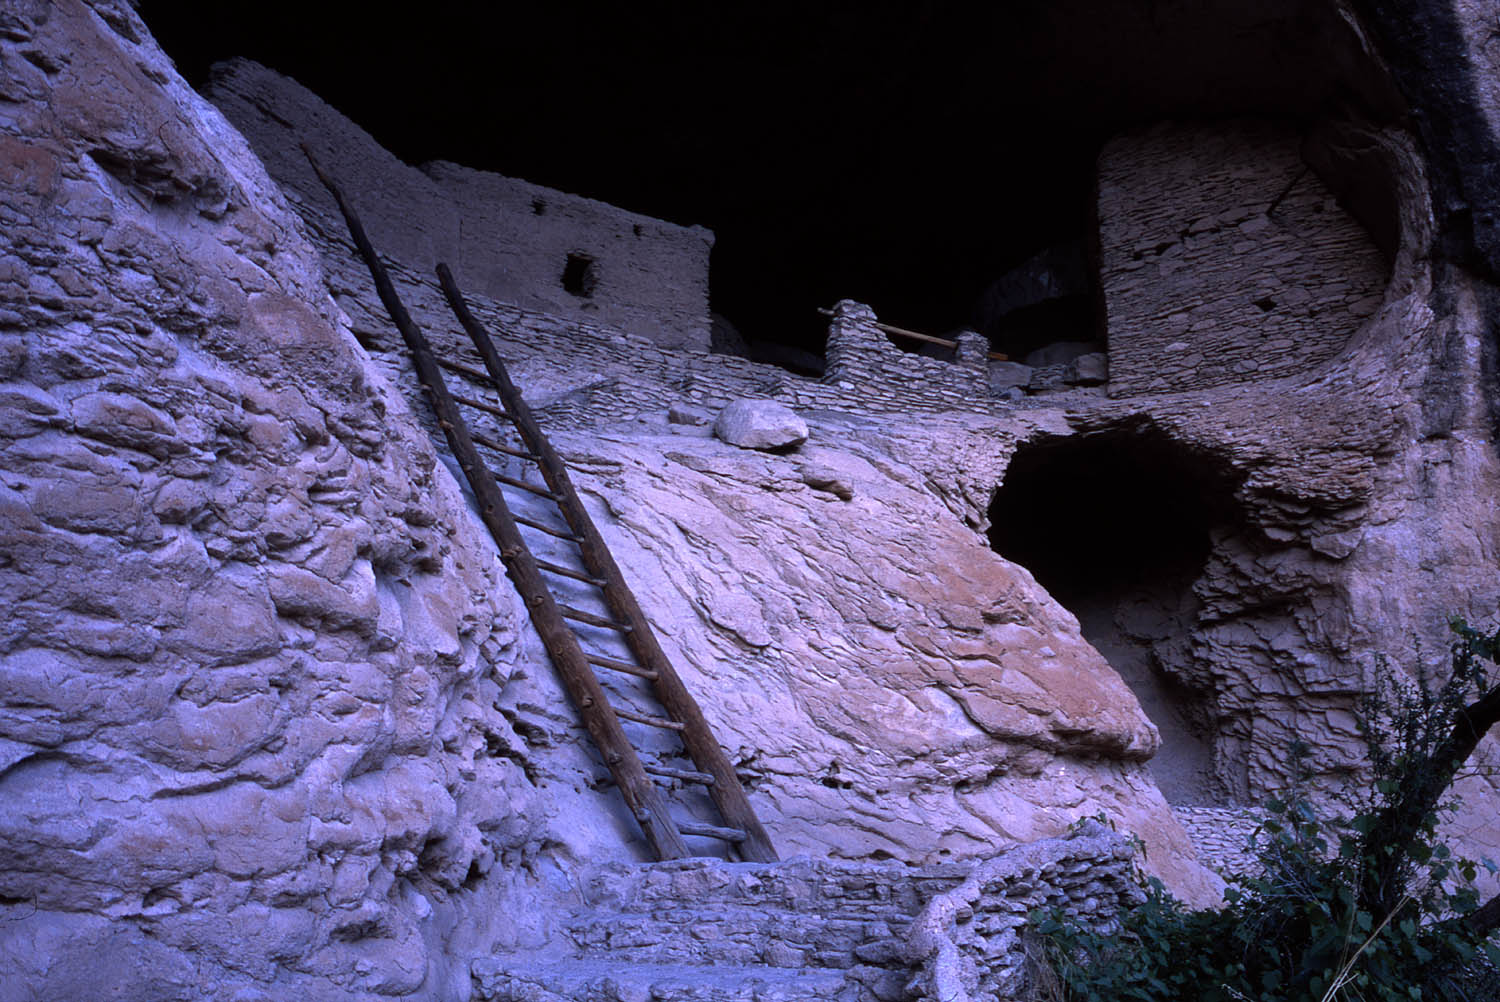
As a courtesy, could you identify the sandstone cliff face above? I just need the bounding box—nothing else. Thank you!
[0,3,547,998]
[544,416,1181,857]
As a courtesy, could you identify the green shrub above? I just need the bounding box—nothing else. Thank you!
[1034,620,1500,1002]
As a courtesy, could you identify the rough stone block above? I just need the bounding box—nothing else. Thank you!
[713,398,808,450]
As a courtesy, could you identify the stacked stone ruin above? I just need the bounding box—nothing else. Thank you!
[471,822,1138,1002]
[1097,121,1388,396]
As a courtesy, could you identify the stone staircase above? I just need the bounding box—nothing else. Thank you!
[470,822,1140,1002]
[471,855,961,1001]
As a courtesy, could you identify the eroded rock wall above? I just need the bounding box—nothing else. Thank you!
[0,3,556,998]
[1063,114,1500,876]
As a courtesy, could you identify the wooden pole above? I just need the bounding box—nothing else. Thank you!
[816,306,1009,361]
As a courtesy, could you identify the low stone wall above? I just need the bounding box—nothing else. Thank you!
[311,227,1015,430]
[904,820,1141,1001]
[824,299,995,411]
[1097,120,1388,397]
[1174,805,1263,878]
[471,822,1141,1001]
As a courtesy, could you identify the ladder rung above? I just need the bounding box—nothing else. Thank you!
[514,514,581,541]
[535,558,606,586]
[644,764,715,786]
[613,706,685,731]
[584,651,658,680]
[676,820,747,842]
[490,470,560,499]
[471,430,538,461]
[450,391,514,421]
[437,357,493,383]
[558,604,633,632]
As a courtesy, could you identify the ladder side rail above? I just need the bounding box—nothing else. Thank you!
[436,264,779,862]
[303,149,689,861]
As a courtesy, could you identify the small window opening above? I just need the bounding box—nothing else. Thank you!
[562,253,597,297]
[632,223,643,237]
[532,198,547,215]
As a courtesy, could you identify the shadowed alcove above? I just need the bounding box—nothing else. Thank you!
[988,427,1245,804]
[140,0,1405,366]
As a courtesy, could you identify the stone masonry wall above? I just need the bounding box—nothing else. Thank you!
[208,61,1021,425]
[823,299,993,407]
[471,822,1140,1001]
[1098,120,1388,396]
[427,161,713,351]
[209,60,714,352]
[275,211,1017,430]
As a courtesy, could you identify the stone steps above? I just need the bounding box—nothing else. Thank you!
[470,857,952,1000]
[470,958,893,1002]
[578,856,965,914]
[469,825,1138,1002]
[560,909,910,970]
[554,857,962,971]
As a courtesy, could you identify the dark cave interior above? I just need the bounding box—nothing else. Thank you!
[138,1,1403,357]
[988,427,1245,804]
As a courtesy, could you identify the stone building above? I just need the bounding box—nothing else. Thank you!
[1097,120,1389,396]
[210,60,714,353]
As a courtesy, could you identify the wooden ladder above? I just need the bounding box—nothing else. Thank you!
[306,151,777,863]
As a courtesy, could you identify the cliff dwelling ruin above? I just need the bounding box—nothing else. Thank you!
[3,0,1500,999]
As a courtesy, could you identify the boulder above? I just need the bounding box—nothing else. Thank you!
[1025,340,1103,367]
[988,361,1034,391]
[1069,353,1109,385]
[714,399,809,450]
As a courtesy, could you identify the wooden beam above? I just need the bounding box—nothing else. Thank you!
[817,306,1009,361]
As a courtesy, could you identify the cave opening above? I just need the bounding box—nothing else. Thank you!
[138,0,1405,368]
[988,426,1244,805]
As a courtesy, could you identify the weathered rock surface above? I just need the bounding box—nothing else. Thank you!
[713,398,809,450]
[0,4,545,999]
[986,360,1032,391]
[544,416,1213,896]
[667,402,713,427]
